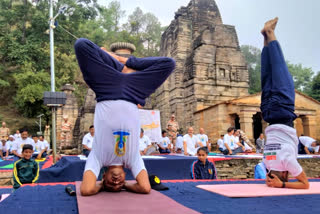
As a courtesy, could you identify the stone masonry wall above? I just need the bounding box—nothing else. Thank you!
[155,0,249,131]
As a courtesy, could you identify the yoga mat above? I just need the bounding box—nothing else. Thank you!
[75,181,200,214]
[0,163,13,169]
[0,194,10,202]
[197,182,320,197]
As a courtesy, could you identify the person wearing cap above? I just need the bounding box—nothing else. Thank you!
[13,144,39,189]
[12,129,35,158]
[5,135,16,159]
[261,18,308,189]
[74,38,175,195]
[148,175,169,191]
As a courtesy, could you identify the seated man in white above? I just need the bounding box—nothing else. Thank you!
[5,135,16,159]
[39,135,51,155]
[12,129,35,158]
[197,128,209,148]
[32,135,46,159]
[183,127,203,156]
[175,133,184,154]
[139,128,156,155]
[158,130,171,153]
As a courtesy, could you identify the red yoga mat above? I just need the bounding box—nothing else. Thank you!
[197,182,320,198]
[76,181,200,214]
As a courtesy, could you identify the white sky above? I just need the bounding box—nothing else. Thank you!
[98,0,320,73]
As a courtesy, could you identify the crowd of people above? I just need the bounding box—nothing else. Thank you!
[0,122,51,161]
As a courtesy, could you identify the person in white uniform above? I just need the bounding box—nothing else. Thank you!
[183,127,203,156]
[197,128,209,149]
[82,125,95,157]
[74,38,175,195]
[12,129,35,158]
[260,18,309,189]
[298,136,320,155]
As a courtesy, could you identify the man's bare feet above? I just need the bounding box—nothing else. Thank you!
[261,17,278,45]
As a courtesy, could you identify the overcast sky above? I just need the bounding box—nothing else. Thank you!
[98,0,320,73]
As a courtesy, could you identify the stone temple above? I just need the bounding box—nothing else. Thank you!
[154,0,249,131]
[59,0,320,153]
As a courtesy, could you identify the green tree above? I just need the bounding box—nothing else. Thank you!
[308,72,320,101]
[241,45,261,94]
[287,63,314,93]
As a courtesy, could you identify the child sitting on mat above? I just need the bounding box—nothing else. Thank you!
[13,144,39,189]
[191,147,216,179]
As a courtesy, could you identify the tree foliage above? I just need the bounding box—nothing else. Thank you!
[0,0,164,120]
[308,72,320,101]
[241,45,316,95]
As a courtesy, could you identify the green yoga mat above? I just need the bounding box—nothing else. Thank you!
[0,163,14,169]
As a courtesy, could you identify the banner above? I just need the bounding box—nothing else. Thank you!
[139,109,161,142]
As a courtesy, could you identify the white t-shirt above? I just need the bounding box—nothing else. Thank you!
[176,136,184,150]
[0,143,3,152]
[82,133,94,149]
[263,124,303,177]
[197,134,208,147]
[223,134,235,150]
[183,134,200,156]
[6,140,17,153]
[217,138,225,149]
[299,136,319,152]
[139,135,151,151]
[14,133,21,139]
[40,140,50,150]
[158,136,171,148]
[84,100,146,179]
[13,138,35,155]
[33,141,45,154]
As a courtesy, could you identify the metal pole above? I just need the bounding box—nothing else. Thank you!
[49,0,57,164]
[39,115,42,133]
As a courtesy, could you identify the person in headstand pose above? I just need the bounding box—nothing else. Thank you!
[261,18,309,189]
[74,38,175,195]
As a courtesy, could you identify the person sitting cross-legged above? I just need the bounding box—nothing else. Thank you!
[158,130,171,154]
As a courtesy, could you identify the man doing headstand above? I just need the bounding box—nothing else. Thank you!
[74,38,175,195]
[261,18,309,189]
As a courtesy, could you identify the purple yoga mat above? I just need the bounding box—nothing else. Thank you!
[76,181,200,214]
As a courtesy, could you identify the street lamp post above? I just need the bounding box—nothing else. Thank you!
[49,0,57,163]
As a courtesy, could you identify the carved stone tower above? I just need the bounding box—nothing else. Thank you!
[154,0,249,131]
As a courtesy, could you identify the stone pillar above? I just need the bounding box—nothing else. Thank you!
[302,116,317,138]
[56,84,78,153]
[239,111,254,140]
